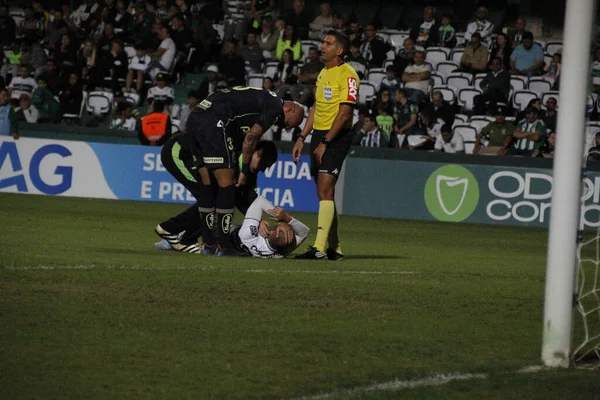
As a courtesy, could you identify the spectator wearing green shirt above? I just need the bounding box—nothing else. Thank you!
[353,112,389,148]
[509,106,547,156]
[392,88,418,148]
[474,106,515,155]
[275,24,302,61]
[375,103,394,140]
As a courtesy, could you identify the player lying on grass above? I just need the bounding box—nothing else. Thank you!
[229,195,310,258]
[154,141,278,254]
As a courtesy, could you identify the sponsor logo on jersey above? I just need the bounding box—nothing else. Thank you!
[203,157,224,163]
[347,77,358,102]
[324,87,333,100]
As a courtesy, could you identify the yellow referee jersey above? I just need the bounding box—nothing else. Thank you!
[313,62,360,131]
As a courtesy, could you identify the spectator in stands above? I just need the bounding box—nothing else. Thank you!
[402,51,430,104]
[97,23,118,56]
[0,88,18,138]
[351,106,369,137]
[250,0,274,32]
[131,5,154,44]
[41,59,62,94]
[289,46,323,105]
[353,112,389,148]
[113,0,132,42]
[147,73,175,111]
[371,89,392,116]
[393,38,416,78]
[380,66,399,100]
[459,32,488,74]
[125,43,150,94]
[263,76,274,91]
[588,132,600,161]
[392,88,418,146]
[198,65,221,99]
[285,0,311,40]
[465,7,494,44]
[110,102,137,131]
[218,39,246,86]
[331,13,345,33]
[148,25,177,81]
[490,33,513,71]
[178,90,200,133]
[0,40,22,83]
[138,100,172,146]
[473,57,510,115]
[591,49,600,94]
[360,24,390,68]
[102,39,128,91]
[55,34,79,83]
[240,31,264,73]
[473,106,515,155]
[276,24,302,61]
[22,6,43,41]
[171,14,195,64]
[274,17,286,39]
[434,124,465,154]
[31,76,61,123]
[0,7,16,46]
[346,40,367,79]
[258,17,279,59]
[21,37,47,79]
[44,10,65,46]
[511,17,529,49]
[79,39,99,91]
[15,94,39,124]
[437,14,456,48]
[274,49,299,99]
[410,6,438,48]
[422,90,454,127]
[543,53,561,87]
[532,131,555,158]
[154,0,170,22]
[509,106,547,156]
[510,32,544,77]
[516,98,544,122]
[375,103,394,139]
[8,66,37,103]
[543,97,558,133]
[59,72,84,118]
[309,3,333,41]
[413,108,445,151]
[344,19,362,43]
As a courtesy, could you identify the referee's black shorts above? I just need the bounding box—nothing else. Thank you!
[310,129,352,179]
[186,108,236,170]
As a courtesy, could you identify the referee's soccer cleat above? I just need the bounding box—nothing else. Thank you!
[326,247,344,260]
[154,225,181,246]
[294,246,327,260]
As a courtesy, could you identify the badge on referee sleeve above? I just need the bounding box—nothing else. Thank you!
[346,77,358,102]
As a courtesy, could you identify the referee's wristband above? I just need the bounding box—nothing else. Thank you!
[241,163,251,175]
[298,135,307,141]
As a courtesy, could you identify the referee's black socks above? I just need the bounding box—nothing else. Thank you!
[215,185,236,249]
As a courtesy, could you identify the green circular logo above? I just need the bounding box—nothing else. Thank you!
[424,165,479,222]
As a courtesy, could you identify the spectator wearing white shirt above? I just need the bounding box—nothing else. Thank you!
[434,124,465,154]
[148,25,177,81]
[110,102,137,131]
[15,94,39,124]
[464,7,494,44]
[178,90,200,134]
[8,66,37,103]
[126,43,151,94]
[402,51,431,104]
[147,73,175,110]
[352,113,389,148]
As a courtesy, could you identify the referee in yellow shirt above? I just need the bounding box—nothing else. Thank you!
[292,30,359,260]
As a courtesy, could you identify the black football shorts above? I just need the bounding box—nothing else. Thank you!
[186,108,235,169]
[309,129,352,179]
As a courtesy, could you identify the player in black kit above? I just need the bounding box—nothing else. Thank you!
[158,87,305,256]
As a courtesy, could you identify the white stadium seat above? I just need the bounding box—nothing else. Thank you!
[124,92,140,106]
[541,90,560,109]
[454,113,469,124]
[510,75,528,92]
[451,48,464,64]
[86,91,113,115]
[367,68,386,92]
[430,85,457,104]
[358,82,376,105]
[469,115,495,133]
[457,87,483,112]
[389,33,409,48]
[512,90,540,111]
[545,41,563,56]
[446,72,473,91]
[527,76,554,94]
[425,47,450,67]
[453,124,479,154]
[430,72,444,87]
[247,74,265,88]
[263,61,278,79]
[436,61,459,77]
[473,73,487,90]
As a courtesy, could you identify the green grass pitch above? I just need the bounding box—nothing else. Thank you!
[0,193,598,399]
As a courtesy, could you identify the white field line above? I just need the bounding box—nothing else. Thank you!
[0,265,418,275]
[289,366,551,400]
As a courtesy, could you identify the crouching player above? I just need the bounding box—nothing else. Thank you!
[232,196,310,258]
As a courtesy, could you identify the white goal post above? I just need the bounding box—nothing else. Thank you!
[542,0,596,367]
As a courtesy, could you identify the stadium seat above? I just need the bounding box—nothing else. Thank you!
[301,40,320,59]
[436,61,459,77]
[473,73,487,90]
[124,45,136,61]
[446,72,473,91]
[247,74,265,88]
[86,91,113,116]
[457,87,483,112]
[454,113,469,124]
[430,72,444,87]
[263,61,278,79]
[389,33,409,48]
[505,116,516,123]
[450,48,464,65]
[385,49,396,61]
[353,63,367,78]
[425,47,450,67]
[510,75,528,92]
[544,53,553,66]
[62,91,88,124]
[367,68,386,91]
[585,122,600,153]
[430,85,457,104]
[469,115,494,133]
[358,82,376,105]
[455,32,466,47]
[528,77,554,94]
[540,90,560,109]
[382,59,394,70]
[589,93,598,112]
[453,124,478,154]
[171,119,181,134]
[124,92,140,106]
[513,90,540,111]
[545,41,563,56]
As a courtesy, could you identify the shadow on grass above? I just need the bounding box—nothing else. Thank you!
[342,255,408,260]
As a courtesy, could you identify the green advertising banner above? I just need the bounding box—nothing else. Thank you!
[343,158,600,229]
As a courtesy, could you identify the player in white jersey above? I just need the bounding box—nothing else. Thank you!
[231,196,310,258]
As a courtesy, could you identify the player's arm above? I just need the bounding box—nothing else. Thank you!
[238,123,264,186]
[267,207,310,251]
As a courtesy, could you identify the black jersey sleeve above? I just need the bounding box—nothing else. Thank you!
[255,92,284,132]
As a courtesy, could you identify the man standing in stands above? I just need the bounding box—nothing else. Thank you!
[292,30,358,260]
[464,7,494,44]
[138,100,172,146]
[0,88,19,139]
[359,24,389,69]
[410,6,438,48]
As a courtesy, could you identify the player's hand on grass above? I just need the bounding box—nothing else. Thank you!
[259,220,270,237]
[268,207,291,223]
[313,143,326,165]
[292,139,303,163]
